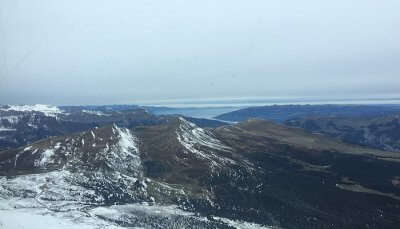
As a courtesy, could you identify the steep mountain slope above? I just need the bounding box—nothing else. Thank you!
[1,118,400,228]
[286,114,400,152]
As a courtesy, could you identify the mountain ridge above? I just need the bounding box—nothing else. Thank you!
[0,104,227,151]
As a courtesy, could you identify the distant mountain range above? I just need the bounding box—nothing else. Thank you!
[215,104,400,153]
[286,113,400,152]
[215,104,400,123]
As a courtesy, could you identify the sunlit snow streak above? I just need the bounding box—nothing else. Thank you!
[106,125,142,175]
[82,109,111,116]
[176,117,235,166]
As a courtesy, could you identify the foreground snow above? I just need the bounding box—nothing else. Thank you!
[0,198,273,229]
[0,170,273,229]
[0,197,120,229]
[0,208,119,229]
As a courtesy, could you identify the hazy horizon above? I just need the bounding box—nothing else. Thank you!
[2,95,400,108]
[1,0,399,105]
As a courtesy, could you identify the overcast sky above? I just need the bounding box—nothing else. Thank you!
[0,0,399,105]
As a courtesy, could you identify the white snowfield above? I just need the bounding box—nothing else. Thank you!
[1,104,64,117]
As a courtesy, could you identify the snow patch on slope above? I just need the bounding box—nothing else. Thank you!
[82,110,110,116]
[177,117,232,152]
[223,215,275,228]
[1,104,64,117]
[176,117,235,166]
[106,125,142,175]
[0,115,21,124]
[213,216,274,229]
[115,125,139,153]
[34,149,55,167]
[90,202,193,219]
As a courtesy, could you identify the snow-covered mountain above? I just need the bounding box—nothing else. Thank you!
[1,117,400,228]
[0,119,272,228]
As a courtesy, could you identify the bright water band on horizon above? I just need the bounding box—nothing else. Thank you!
[139,98,400,108]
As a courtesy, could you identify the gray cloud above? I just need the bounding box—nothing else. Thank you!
[1,0,399,105]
